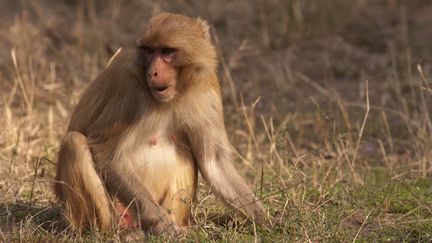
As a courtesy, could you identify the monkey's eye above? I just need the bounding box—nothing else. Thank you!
[140,45,154,55]
[160,48,177,55]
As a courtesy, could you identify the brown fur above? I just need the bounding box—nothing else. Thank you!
[55,13,267,237]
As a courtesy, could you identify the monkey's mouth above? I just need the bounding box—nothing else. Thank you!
[151,86,169,94]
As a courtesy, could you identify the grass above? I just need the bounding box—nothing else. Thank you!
[1,0,432,242]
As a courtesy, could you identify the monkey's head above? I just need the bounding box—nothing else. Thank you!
[136,13,217,103]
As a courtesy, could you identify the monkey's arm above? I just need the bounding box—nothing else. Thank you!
[188,107,268,225]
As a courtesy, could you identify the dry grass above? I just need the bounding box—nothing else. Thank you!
[1,0,432,242]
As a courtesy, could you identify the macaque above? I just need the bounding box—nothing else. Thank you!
[54,13,267,236]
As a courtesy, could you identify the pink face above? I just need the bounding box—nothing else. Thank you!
[141,46,178,102]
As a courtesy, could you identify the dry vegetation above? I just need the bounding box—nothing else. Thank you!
[1,0,432,242]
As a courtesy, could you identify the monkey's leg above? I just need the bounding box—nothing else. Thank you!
[161,189,191,226]
[161,166,197,227]
[55,131,112,231]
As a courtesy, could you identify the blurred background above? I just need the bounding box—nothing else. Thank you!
[1,0,432,241]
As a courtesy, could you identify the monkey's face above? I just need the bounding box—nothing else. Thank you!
[141,46,179,102]
[136,13,218,102]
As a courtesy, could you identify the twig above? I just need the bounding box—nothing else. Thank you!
[29,157,42,205]
[352,210,372,243]
[350,80,370,184]
[11,48,32,112]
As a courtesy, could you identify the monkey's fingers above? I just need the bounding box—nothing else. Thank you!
[119,229,145,241]
[152,219,185,238]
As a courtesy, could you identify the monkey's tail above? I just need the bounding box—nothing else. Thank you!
[55,131,112,231]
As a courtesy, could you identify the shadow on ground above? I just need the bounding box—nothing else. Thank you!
[0,202,66,233]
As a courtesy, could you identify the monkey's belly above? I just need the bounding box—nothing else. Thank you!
[129,139,196,205]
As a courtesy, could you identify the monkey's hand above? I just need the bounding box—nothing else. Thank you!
[150,215,185,237]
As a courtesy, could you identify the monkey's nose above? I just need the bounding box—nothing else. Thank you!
[148,71,158,78]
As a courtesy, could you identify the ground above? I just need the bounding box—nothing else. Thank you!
[0,0,432,242]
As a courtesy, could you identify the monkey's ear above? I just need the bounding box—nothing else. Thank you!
[197,18,211,40]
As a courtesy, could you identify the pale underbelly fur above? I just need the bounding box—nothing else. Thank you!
[125,130,196,204]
